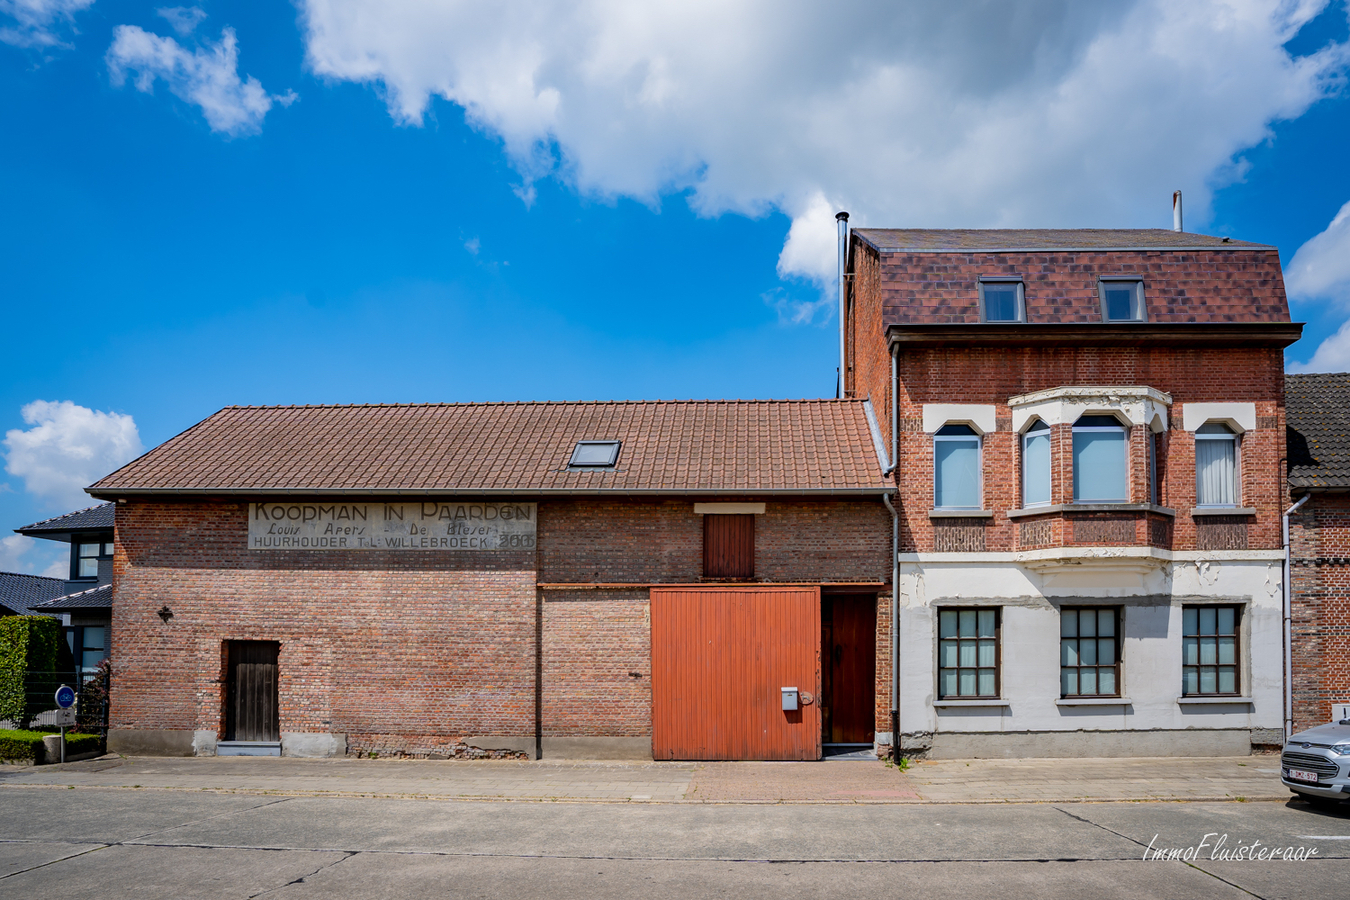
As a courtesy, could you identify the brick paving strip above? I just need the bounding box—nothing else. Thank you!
[0,755,1291,804]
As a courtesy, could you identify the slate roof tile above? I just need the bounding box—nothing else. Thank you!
[1287,373,1350,489]
[15,503,114,536]
[0,572,65,616]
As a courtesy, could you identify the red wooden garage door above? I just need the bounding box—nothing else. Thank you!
[651,585,821,760]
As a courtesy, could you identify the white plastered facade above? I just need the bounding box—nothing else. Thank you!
[896,551,1285,758]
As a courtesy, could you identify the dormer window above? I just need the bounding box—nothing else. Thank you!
[979,279,1024,323]
[1100,279,1145,322]
[569,440,621,468]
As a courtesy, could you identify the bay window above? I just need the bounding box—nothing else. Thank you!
[1022,419,1051,507]
[1072,415,1128,502]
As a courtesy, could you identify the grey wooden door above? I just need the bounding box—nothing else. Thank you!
[226,641,279,742]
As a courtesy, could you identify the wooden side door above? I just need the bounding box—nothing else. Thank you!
[651,586,820,760]
[823,594,877,744]
[226,641,279,742]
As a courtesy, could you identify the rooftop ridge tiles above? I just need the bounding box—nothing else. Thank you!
[220,398,868,410]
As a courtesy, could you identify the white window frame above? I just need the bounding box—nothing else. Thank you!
[1021,419,1052,508]
[933,424,983,511]
[1194,422,1240,508]
[1099,278,1147,323]
[978,278,1025,324]
[1071,414,1130,504]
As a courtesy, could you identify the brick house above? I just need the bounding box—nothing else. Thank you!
[842,225,1301,757]
[1286,373,1350,733]
[88,400,894,759]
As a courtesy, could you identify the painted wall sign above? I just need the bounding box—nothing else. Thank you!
[248,501,537,551]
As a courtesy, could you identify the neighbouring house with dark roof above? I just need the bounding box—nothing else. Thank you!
[14,503,115,675]
[0,571,65,617]
[1285,373,1350,733]
[88,400,894,759]
[842,222,1299,757]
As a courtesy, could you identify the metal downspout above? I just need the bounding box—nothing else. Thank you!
[1283,493,1310,740]
[888,343,899,754]
[882,492,899,758]
[836,211,850,399]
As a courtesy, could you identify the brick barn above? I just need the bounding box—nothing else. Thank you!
[90,400,895,759]
[841,225,1301,757]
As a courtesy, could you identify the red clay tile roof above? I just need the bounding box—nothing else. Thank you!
[852,230,1289,326]
[88,401,893,496]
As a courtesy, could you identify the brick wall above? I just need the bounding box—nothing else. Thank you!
[846,245,893,454]
[111,499,537,756]
[537,498,893,737]
[889,345,1285,553]
[112,496,895,750]
[1290,493,1350,731]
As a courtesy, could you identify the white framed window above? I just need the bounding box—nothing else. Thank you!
[979,279,1024,323]
[1195,422,1239,507]
[934,424,982,510]
[1099,279,1146,322]
[1072,415,1128,502]
[1022,419,1051,507]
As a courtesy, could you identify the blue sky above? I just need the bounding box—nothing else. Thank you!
[4,0,1350,575]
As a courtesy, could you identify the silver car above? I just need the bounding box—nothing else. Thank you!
[1282,718,1350,806]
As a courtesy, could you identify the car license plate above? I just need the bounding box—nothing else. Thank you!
[1288,768,1320,784]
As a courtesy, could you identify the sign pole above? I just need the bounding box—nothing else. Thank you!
[53,684,76,765]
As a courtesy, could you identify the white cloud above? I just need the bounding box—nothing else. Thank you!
[156,5,206,37]
[0,534,66,579]
[0,0,94,48]
[1289,317,1350,372]
[300,0,1350,292]
[107,25,297,136]
[3,400,142,510]
[1287,198,1350,305]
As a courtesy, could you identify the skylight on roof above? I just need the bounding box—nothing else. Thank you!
[569,440,621,468]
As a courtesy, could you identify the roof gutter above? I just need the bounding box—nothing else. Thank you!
[888,322,1303,348]
[1284,492,1311,741]
[88,486,898,500]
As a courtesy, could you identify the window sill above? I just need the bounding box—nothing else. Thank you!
[1056,697,1132,706]
[1006,503,1175,519]
[929,509,994,519]
[933,699,1009,708]
[1176,696,1253,705]
[1190,507,1256,517]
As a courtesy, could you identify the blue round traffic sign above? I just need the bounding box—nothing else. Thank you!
[54,685,76,709]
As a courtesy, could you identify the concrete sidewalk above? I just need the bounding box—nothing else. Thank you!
[0,754,1292,804]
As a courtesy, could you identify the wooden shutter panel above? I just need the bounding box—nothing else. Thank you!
[704,513,754,578]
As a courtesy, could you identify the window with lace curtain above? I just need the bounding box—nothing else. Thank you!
[1195,422,1238,507]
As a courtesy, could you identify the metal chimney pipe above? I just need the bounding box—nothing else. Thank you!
[836,211,850,399]
[1172,191,1183,232]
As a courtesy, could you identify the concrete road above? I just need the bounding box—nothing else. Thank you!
[1,788,1346,898]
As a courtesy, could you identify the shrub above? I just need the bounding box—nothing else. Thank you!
[0,617,65,727]
[0,728,101,763]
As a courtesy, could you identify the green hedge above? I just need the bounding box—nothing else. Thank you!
[0,728,101,763]
[0,617,64,726]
